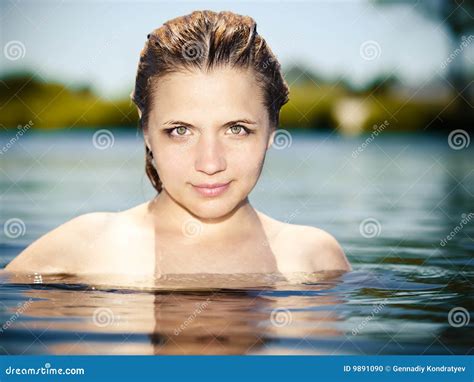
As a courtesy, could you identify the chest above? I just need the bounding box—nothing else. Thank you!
[153,237,280,274]
[93,224,310,275]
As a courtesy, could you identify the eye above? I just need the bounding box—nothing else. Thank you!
[227,125,251,136]
[166,126,190,137]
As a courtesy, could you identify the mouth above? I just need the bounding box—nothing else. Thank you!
[191,181,232,197]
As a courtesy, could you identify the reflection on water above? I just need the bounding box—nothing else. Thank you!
[0,270,471,355]
[0,130,473,354]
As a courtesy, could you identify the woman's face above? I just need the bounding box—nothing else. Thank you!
[144,67,274,219]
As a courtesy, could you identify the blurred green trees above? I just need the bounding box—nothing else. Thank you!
[0,73,138,129]
[0,67,470,134]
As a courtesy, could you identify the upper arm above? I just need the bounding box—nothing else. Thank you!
[4,212,111,274]
[301,227,352,272]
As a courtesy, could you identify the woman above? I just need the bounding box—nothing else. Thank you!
[6,10,351,276]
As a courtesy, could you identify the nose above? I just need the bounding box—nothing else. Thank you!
[194,133,227,176]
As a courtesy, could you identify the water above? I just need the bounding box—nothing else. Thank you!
[0,129,473,355]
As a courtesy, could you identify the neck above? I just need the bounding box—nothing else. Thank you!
[146,188,259,240]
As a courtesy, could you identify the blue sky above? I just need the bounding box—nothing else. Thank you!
[1,0,468,99]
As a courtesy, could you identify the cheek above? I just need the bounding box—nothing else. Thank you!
[152,146,189,184]
[228,141,267,180]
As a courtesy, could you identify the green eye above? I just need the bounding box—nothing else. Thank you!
[176,126,187,135]
[228,125,252,136]
[230,125,243,135]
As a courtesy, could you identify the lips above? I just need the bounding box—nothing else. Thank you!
[192,181,231,197]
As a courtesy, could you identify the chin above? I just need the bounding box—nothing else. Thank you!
[188,200,236,221]
[186,187,252,220]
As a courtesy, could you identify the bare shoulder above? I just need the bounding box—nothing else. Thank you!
[4,212,115,274]
[292,225,352,272]
[256,211,351,272]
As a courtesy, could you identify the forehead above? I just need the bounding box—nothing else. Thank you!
[149,67,267,125]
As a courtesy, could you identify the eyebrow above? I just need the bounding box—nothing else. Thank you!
[162,119,258,128]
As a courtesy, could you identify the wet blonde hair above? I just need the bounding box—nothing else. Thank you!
[131,10,289,193]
